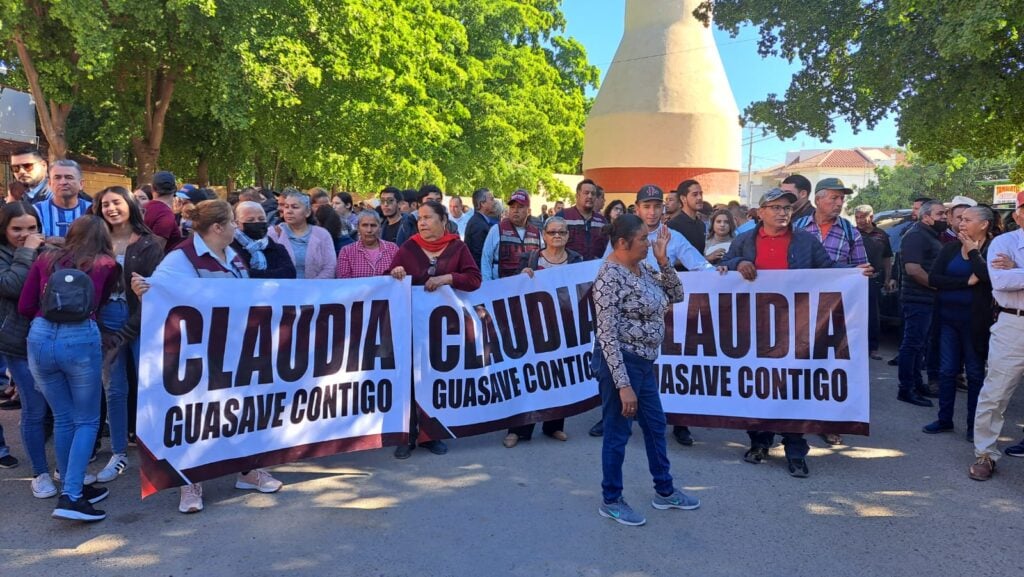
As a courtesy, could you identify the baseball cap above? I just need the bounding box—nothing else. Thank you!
[635,184,664,203]
[814,177,854,195]
[509,189,530,206]
[175,185,206,205]
[152,171,176,194]
[759,187,797,207]
[944,195,977,208]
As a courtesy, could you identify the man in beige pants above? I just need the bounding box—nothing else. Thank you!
[969,193,1024,480]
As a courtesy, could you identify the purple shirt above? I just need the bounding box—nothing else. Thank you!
[795,217,868,266]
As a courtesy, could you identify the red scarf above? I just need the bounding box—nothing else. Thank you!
[410,232,460,254]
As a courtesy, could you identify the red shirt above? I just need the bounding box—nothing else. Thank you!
[143,199,183,253]
[754,227,792,270]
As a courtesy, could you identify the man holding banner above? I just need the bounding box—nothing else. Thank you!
[718,188,872,478]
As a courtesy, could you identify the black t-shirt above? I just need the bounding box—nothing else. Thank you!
[861,227,893,277]
[667,211,706,254]
[900,223,941,304]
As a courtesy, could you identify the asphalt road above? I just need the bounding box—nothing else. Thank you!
[2,337,1023,577]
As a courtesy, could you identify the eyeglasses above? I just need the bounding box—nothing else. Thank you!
[427,257,438,276]
[544,229,568,236]
[380,198,397,205]
[11,163,37,173]
[762,204,794,213]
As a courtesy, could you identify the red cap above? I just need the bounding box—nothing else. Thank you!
[509,189,530,206]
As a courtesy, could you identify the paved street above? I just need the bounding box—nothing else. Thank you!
[2,337,1023,577]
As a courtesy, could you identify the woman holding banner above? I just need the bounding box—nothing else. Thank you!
[131,200,284,514]
[503,216,582,448]
[336,211,399,278]
[390,200,481,459]
[592,212,699,527]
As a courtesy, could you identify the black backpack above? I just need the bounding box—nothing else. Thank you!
[41,268,95,322]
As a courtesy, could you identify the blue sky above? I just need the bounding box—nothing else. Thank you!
[560,0,900,171]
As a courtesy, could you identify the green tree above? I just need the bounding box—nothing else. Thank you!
[696,1,1024,175]
[854,152,1014,212]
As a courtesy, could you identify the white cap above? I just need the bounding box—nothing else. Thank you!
[945,195,978,208]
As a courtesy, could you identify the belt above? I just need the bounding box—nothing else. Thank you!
[999,306,1024,317]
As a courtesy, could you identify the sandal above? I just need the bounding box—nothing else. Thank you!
[821,433,842,446]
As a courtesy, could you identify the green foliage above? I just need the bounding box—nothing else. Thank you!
[853,152,1014,212]
[697,0,1024,177]
[4,1,597,197]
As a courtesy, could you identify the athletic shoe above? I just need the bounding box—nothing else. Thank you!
[598,498,646,526]
[235,469,283,493]
[81,484,109,505]
[179,484,204,514]
[0,454,18,468]
[1003,441,1024,457]
[32,473,58,499]
[52,495,106,522]
[52,469,97,485]
[651,489,701,511]
[96,453,128,483]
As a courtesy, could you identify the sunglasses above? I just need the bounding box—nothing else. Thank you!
[427,257,438,277]
[544,229,568,236]
[11,163,38,173]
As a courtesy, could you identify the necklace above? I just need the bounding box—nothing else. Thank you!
[543,250,569,265]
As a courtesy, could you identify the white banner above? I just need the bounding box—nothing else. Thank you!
[659,269,870,434]
[137,276,411,496]
[410,261,603,440]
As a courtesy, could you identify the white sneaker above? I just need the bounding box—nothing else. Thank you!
[235,469,283,493]
[53,469,97,485]
[96,453,128,483]
[32,472,58,499]
[178,483,204,514]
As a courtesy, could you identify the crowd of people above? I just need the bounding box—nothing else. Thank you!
[2,143,1023,528]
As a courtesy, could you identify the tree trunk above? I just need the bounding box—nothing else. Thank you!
[132,139,159,186]
[196,154,210,187]
[133,68,177,187]
[226,175,237,193]
[12,30,74,160]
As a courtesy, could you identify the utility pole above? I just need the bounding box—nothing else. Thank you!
[745,123,755,204]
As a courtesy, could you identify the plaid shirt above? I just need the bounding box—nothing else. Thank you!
[335,239,399,279]
[795,217,868,266]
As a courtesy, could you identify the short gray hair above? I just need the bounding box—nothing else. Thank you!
[280,187,311,212]
[543,216,568,232]
[854,204,874,215]
[234,201,266,218]
[356,210,381,225]
[919,200,944,218]
[50,159,82,177]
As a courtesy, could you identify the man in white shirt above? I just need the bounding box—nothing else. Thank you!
[448,196,473,238]
[968,192,1024,481]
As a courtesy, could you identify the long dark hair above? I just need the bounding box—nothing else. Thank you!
[45,215,115,274]
[603,199,626,222]
[315,205,342,239]
[605,213,645,249]
[0,201,42,247]
[92,186,153,236]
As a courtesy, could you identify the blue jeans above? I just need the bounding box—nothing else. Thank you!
[1,354,49,474]
[594,346,674,503]
[898,302,933,392]
[27,318,102,501]
[100,300,131,454]
[937,314,984,428]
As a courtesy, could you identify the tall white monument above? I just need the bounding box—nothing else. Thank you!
[583,0,741,201]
